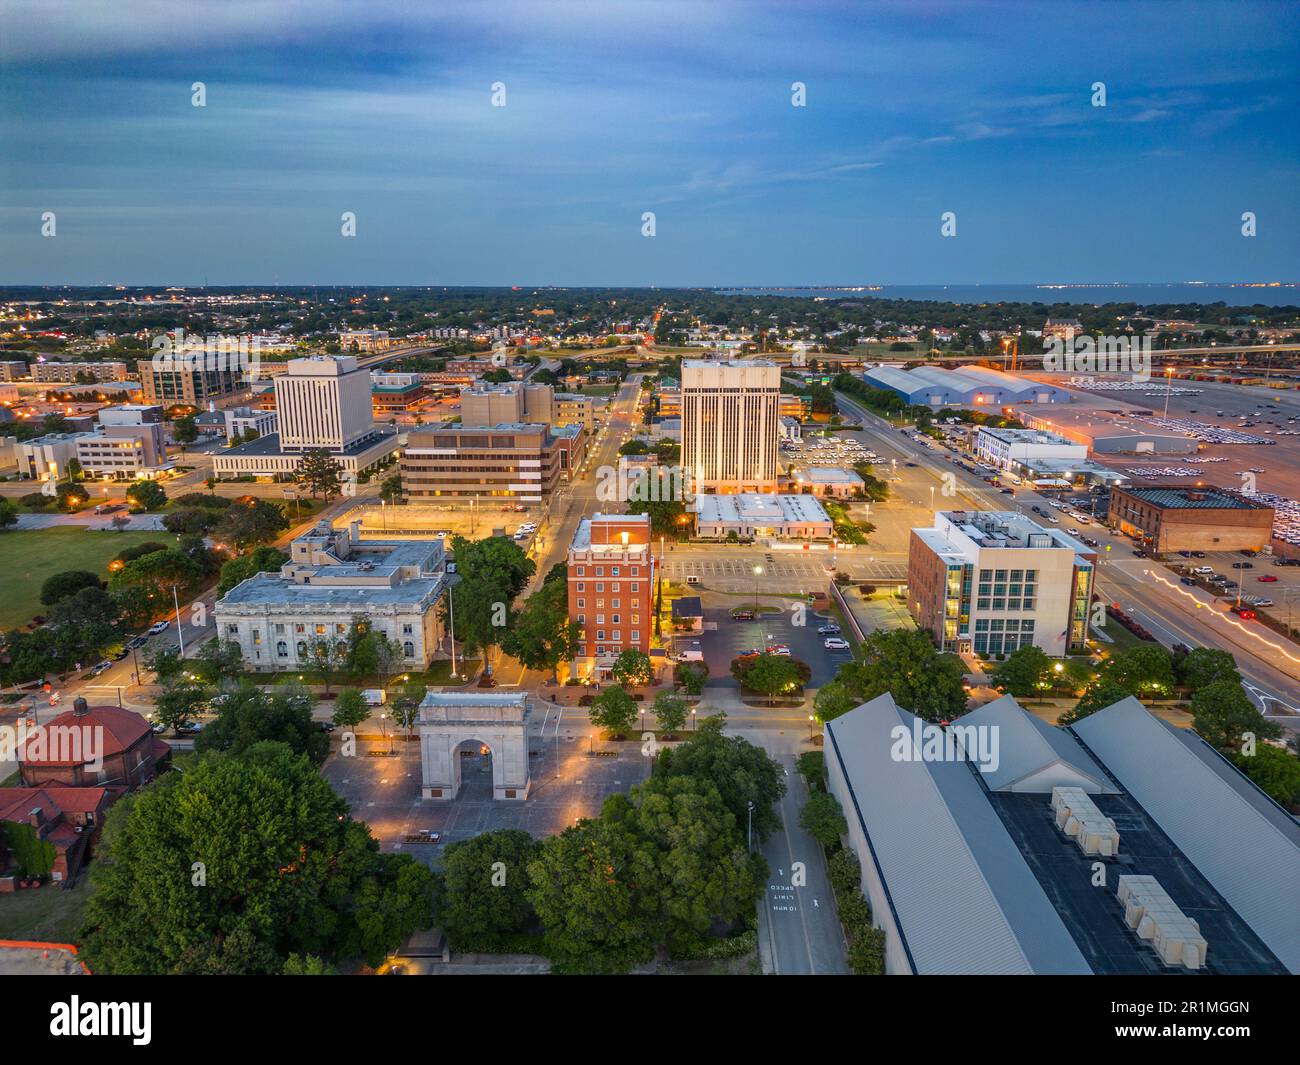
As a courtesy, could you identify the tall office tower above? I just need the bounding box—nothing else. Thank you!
[274,355,376,452]
[681,359,780,492]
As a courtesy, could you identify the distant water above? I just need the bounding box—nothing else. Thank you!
[716,284,1299,307]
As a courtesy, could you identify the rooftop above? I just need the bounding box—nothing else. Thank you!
[692,492,832,525]
[790,466,864,485]
[219,428,396,458]
[1118,485,1270,511]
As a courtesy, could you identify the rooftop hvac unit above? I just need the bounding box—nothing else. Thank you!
[1117,875,1208,970]
[1051,786,1120,857]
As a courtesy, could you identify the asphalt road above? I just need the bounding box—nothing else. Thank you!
[834,389,1300,727]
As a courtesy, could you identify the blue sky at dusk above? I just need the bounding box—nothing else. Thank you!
[2,0,1297,286]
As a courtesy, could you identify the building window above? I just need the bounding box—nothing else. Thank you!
[577,598,585,608]
[404,641,415,657]
[297,641,306,656]
[576,582,585,592]
[612,567,620,576]
[596,583,604,592]
[631,631,640,642]
[226,624,238,635]
[276,641,287,656]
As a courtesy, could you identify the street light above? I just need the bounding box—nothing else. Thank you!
[746,800,754,853]
[753,564,763,613]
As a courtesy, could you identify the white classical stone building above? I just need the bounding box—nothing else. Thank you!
[419,692,532,801]
[213,521,447,671]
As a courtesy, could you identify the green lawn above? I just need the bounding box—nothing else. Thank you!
[0,527,172,629]
[0,876,89,943]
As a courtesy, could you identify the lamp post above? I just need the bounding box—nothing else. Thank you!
[691,707,697,730]
[1162,366,1176,421]
[753,564,762,613]
[746,800,754,853]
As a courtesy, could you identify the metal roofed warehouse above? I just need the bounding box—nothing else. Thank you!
[825,692,1296,974]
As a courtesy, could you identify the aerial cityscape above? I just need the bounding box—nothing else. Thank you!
[1,0,1296,1025]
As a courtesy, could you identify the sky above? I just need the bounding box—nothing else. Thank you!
[2,0,1297,286]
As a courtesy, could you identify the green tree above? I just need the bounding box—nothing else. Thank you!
[217,545,289,596]
[145,646,184,684]
[195,681,329,764]
[1231,743,1300,808]
[56,483,90,511]
[988,645,1051,697]
[282,953,337,975]
[389,678,426,738]
[589,685,638,737]
[440,829,540,951]
[191,639,246,689]
[0,498,19,530]
[125,479,167,511]
[442,572,511,664]
[653,724,786,842]
[79,742,434,974]
[501,578,579,683]
[295,449,344,500]
[732,653,807,703]
[2,821,57,878]
[1104,644,1176,697]
[651,691,687,736]
[525,818,651,974]
[172,415,198,447]
[216,498,290,549]
[673,660,708,696]
[163,507,221,536]
[836,629,966,722]
[813,678,858,724]
[152,679,211,732]
[332,688,371,731]
[379,473,403,504]
[799,791,847,847]
[1176,647,1241,691]
[40,569,101,607]
[611,648,653,688]
[796,750,827,790]
[449,535,535,599]
[1190,680,1281,752]
[1058,678,1133,725]
[49,586,120,630]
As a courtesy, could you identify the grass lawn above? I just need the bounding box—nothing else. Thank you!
[0,527,176,629]
[0,876,90,943]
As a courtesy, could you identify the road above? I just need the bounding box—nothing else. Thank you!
[833,389,1300,728]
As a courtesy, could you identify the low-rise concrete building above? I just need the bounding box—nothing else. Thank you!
[787,466,864,498]
[692,492,833,540]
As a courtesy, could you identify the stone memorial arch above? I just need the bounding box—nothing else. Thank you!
[418,691,531,801]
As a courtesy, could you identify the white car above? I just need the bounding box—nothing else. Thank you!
[147,621,169,635]
[823,637,850,650]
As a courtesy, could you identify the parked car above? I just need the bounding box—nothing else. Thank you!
[765,645,792,656]
[816,624,841,635]
[1258,574,1279,583]
[823,638,850,650]
[147,621,169,635]
[731,609,756,621]
[1179,577,1197,586]
[1232,562,1254,569]
[174,722,203,735]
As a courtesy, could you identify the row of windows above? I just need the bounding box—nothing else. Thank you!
[573,565,642,578]
[574,600,641,611]
[974,618,1036,632]
[574,582,641,594]
[975,597,1035,611]
[978,568,1037,582]
[228,621,416,637]
[973,633,1035,655]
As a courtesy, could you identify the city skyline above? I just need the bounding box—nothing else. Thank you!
[3,0,1298,286]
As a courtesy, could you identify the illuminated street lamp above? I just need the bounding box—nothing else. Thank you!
[752,564,763,613]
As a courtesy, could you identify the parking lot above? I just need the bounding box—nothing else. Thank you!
[677,593,853,688]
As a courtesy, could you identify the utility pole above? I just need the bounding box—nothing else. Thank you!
[172,585,186,657]
[448,582,459,680]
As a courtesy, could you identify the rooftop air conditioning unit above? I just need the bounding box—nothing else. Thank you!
[1117,875,1208,970]
[1051,786,1120,857]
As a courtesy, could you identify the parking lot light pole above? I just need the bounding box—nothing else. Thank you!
[747,800,754,853]
[753,565,762,613]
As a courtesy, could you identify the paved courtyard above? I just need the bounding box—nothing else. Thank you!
[322,722,653,866]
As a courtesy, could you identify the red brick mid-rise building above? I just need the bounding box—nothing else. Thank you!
[567,513,656,681]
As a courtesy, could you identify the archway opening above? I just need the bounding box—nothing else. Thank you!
[452,738,494,799]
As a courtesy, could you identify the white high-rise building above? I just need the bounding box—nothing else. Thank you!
[274,355,376,452]
[681,359,780,492]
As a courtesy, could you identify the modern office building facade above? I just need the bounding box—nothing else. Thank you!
[908,510,1096,657]
[566,513,656,680]
[139,356,245,407]
[681,359,780,492]
[400,423,562,501]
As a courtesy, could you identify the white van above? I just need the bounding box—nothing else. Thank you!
[361,689,387,707]
[686,574,701,585]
